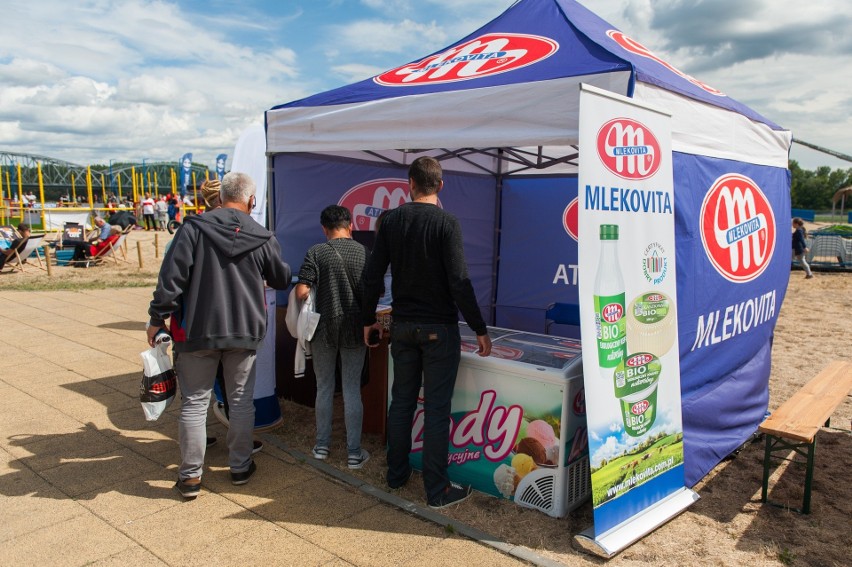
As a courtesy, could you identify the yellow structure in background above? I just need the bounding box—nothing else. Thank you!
[37,162,46,228]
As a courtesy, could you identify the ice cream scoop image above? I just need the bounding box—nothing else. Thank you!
[514,418,530,446]
[493,464,516,498]
[546,443,560,466]
[526,419,557,447]
[515,436,547,465]
[511,453,537,478]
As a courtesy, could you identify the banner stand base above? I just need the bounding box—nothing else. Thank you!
[574,487,699,558]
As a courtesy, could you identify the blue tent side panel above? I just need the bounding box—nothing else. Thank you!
[673,152,791,484]
[272,153,496,323]
[496,175,579,331]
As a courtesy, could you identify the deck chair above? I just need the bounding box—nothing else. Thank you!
[68,228,128,267]
[544,302,581,334]
[109,226,132,264]
[0,234,46,273]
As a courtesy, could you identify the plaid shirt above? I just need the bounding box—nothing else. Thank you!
[297,238,367,347]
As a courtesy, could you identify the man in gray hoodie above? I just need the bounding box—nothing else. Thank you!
[147,172,291,498]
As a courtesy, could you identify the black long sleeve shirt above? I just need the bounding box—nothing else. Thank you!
[362,202,487,335]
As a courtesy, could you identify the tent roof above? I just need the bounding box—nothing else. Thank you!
[266,0,791,169]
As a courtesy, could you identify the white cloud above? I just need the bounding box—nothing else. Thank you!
[331,19,448,55]
[330,63,385,83]
[0,58,67,87]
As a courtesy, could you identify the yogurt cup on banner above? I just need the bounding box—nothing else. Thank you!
[613,352,660,399]
[620,380,658,437]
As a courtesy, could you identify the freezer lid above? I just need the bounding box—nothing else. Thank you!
[460,324,583,371]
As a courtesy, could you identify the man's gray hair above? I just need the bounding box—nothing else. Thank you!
[221,172,256,204]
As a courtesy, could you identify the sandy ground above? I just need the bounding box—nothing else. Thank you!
[4,226,850,566]
[0,227,171,289]
[272,268,851,567]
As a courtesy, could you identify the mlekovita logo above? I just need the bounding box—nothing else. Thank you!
[563,197,579,241]
[602,303,624,323]
[338,178,442,231]
[606,30,725,97]
[374,33,558,86]
[596,118,661,180]
[700,173,775,282]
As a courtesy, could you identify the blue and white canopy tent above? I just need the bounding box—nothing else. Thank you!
[266,0,791,490]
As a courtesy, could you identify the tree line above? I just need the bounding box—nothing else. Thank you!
[790,161,852,211]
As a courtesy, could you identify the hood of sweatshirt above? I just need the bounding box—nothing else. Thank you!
[186,207,272,257]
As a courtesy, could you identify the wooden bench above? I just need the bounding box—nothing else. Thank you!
[758,360,852,513]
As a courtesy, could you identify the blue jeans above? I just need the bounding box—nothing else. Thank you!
[387,322,461,502]
[310,338,365,455]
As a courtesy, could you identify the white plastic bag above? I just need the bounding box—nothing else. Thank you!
[139,339,176,421]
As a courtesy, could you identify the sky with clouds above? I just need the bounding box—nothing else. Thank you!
[2,0,849,171]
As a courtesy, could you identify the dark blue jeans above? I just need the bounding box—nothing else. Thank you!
[387,321,461,503]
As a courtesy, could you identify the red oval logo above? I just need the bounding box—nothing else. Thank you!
[601,303,623,323]
[596,118,662,180]
[631,400,650,415]
[337,178,442,231]
[374,33,558,86]
[606,30,724,97]
[626,353,654,367]
[700,173,776,283]
[573,388,586,416]
[563,197,578,241]
[646,294,664,302]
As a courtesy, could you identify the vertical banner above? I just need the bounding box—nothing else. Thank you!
[179,153,193,197]
[575,84,697,557]
[216,154,227,181]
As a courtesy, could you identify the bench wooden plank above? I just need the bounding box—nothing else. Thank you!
[758,360,852,443]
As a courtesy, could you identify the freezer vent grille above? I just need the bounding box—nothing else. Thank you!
[516,470,554,513]
[566,456,591,505]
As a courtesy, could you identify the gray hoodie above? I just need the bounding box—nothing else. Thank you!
[148,207,291,352]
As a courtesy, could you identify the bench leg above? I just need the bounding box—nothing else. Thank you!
[761,434,772,503]
[802,439,815,514]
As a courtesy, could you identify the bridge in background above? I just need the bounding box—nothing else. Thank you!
[0,151,212,201]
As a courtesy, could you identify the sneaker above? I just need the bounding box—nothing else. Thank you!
[175,477,201,499]
[206,436,217,448]
[311,446,330,460]
[428,482,472,509]
[805,274,814,279]
[388,468,412,489]
[347,449,370,469]
[230,461,257,485]
[251,440,263,455]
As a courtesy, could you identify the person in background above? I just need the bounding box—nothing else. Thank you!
[155,196,169,231]
[141,193,156,231]
[792,217,814,279]
[147,172,291,499]
[294,205,370,469]
[362,156,492,509]
[71,224,121,262]
[0,223,31,270]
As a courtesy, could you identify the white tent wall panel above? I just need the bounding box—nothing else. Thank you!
[266,72,631,155]
[633,83,791,169]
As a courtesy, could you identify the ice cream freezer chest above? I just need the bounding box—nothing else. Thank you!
[390,324,591,518]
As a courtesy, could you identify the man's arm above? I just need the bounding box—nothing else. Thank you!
[260,237,292,290]
[442,217,488,337]
[148,224,195,329]
[362,230,389,327]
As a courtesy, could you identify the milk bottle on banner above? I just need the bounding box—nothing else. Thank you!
[593,224,627,392]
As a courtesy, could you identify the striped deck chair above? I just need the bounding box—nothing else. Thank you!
[0,234,46,273]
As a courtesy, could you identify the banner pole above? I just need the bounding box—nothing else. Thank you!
[37,162,46,229]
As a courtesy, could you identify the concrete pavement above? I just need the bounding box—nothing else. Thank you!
[0,288,543,567]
